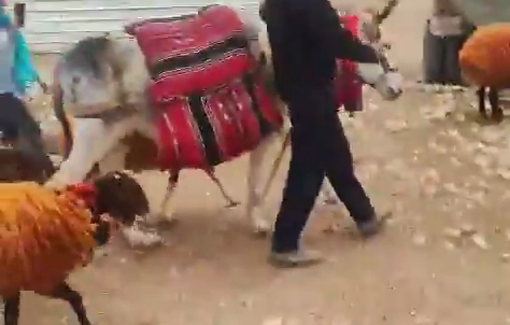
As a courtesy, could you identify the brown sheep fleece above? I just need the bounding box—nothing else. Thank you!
[459,23,510,88]
[1,171,149,325]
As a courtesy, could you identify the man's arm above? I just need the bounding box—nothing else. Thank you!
[306,0,379,63]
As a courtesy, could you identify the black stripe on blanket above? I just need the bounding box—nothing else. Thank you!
[242,73,274,137]
[151,36,249,79]
[187,73,274,167]
[188,93,222,166]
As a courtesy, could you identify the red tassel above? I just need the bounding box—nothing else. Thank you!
[66,183,98,209]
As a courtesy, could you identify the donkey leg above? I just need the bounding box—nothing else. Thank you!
[157,172,179,224]
[205,169,240,208]
[319,178,338,205]
[246,132,283,235]
[46,118,130,189]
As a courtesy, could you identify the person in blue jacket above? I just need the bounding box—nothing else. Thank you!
[0,1,54,182]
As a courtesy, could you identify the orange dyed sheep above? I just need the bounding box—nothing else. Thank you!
[1,171,149,325]
[459,23,510,121]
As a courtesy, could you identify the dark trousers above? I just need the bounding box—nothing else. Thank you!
[0,93,55,182]
[422,20,475,85]
[272,86,375,253]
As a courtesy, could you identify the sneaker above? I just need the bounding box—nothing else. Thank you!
[269,249,323,268]
[357,212,390,239]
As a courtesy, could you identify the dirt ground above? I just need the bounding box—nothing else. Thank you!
[10,0,510,324]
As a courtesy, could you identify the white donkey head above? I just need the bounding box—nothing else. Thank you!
[354,0,402,100]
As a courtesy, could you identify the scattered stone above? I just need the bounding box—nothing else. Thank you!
[367,102,379,111]
[262,317,284,325]
[446,129,462,141]
[474,154,491,169]
[480,146,499,156]
[385,119,408,133]
[505,229,510,242]
[467,191,486,204]
[497,168,510,180]
[460,223,477,237]
[414,315,434,324]
[412,234,427,247]
[443,228,462,239]
[454,113,466,122]
[444,241,456,251]
[471,234,490,250]
[497,147,510,168]
[470,124,480,134]
[480,128,505,144]
[501,253,510,263]
[420,169,441,196]
[444,183,460,194]
[449,157,462,166]
[419,102,453,120]
[427,140,447,154]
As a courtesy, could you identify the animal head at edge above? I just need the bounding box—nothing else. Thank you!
[355,0,403,101]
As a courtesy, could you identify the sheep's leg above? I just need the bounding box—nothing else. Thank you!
[488,87,503,122]
[477,87,488,119]
[3,293,21,325]
[48,282,91,325]
[205,169,240,208]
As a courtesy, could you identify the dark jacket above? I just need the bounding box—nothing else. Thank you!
[261,0,380,101]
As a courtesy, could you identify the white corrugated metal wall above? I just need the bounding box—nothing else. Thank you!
[17,0,262,53]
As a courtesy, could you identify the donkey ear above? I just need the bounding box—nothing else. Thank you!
[375,0,399,24]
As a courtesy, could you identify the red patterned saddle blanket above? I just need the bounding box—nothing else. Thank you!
[128,5,283,170]
[335,13,363,112]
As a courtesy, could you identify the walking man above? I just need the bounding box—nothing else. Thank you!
[261,0,386,267]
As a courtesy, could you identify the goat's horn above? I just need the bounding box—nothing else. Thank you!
[375,0,399,24]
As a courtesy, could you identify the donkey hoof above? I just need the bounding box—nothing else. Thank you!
[251,219,273,238]
[121,227,164,248]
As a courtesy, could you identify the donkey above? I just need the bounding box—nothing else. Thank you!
[47,2,403,247]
